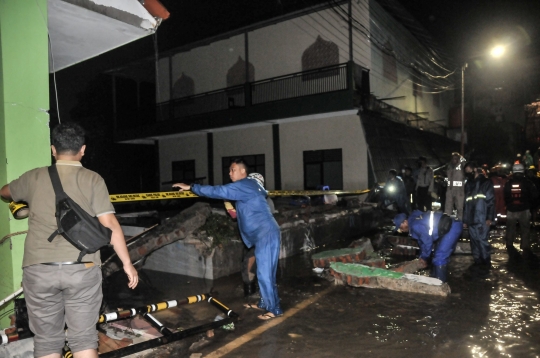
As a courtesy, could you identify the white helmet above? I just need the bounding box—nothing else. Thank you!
[513,163,525,173]
[248,173,265,188]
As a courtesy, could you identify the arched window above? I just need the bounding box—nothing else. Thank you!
[226,56,254,87]
[172,72,195,99]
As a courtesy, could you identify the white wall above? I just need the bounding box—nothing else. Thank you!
[160,1,372,102]
[212,125,275,188]
[159,133,208,190]
[249,7,355,80]
[351,0,371,68]
[171,34,245,96]
[279,111,367,190]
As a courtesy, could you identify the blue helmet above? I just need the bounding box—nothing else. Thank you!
[393,213,407,232]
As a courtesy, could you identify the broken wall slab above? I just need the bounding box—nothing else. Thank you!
[141,203,383,280]
[329,262,450,297]
[311,239,382,268]
[279,205,383,259]
[143,239,244,280]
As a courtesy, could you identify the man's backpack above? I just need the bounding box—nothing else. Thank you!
[47,165,112,262]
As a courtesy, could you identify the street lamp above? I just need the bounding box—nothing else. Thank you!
[490,45,505,58]
[460,45,506,156]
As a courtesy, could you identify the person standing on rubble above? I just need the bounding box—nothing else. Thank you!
[463,161,495,269]
[0,123,138,358]
[402,166,416,209]
[393,210,462,282]
[174,160,283,320]
[415,156,434,212]
[504,163,538,258]
[445,152,465,220]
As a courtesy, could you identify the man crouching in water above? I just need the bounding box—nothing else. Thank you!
[393,210,462,282]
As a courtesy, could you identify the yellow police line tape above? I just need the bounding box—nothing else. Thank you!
[109,189,370,203]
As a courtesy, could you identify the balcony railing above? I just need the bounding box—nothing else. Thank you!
[251,63,348,105]
[157,85,245,121]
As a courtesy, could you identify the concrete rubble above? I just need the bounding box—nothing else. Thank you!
[131,201,383,279]
[329,262,451,297]
[311,238,386,268]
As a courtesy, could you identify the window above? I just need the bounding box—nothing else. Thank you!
[303,149,343,190]
[222,154,265,184]
[172,160,196,182]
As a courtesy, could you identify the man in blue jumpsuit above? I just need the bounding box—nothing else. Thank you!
[174,159,283,320]
[394,210,462,282]
[463,161,495,268]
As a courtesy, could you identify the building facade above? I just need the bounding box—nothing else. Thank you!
[113,0,457,191]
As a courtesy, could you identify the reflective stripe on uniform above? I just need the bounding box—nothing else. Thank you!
[429,211,434,236]
[466,194,487,201]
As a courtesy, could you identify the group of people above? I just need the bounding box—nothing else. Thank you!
[390,152,540,283]
[379,156,435,216]
[5,122,540,356]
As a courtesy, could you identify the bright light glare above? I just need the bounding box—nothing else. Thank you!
[491,45,505,58]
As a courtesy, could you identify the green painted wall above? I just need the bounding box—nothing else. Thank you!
[0,0,50,327]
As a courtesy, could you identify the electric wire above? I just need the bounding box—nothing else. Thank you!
[340,0,456,82]
[320,0,455,92]
[355,0,455,74]
[277,4,457,100]
[332,2,447,83]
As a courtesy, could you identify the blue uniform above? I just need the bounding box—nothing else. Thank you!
[191,178,283,316]
[408,210,462,266]
[382,176,411,215]
[463,175,495,265]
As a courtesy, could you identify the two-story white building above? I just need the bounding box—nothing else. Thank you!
[112,0,460,191]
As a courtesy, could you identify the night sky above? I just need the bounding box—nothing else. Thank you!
[399,0,540,61]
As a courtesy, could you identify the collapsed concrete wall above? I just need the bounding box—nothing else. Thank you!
[135,201,384,280]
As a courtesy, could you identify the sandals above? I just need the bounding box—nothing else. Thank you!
[257,312,282,321]
[243,303,264,311]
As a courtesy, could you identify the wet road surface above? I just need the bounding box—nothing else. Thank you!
[104,226,540,358]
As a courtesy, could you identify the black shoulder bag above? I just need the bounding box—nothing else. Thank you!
[47,165,112,262]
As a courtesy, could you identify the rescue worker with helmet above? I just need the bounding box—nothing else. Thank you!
[380,169,410,215]
[393,210,462,282]
[504,163,538,257]
[463,161,495,268]
[445,152,465,220]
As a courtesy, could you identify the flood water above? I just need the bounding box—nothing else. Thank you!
[103,225,540,358]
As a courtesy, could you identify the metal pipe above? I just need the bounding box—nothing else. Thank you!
[0,287,23,307]
[98,292,212,324]
[97,315,238,358]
